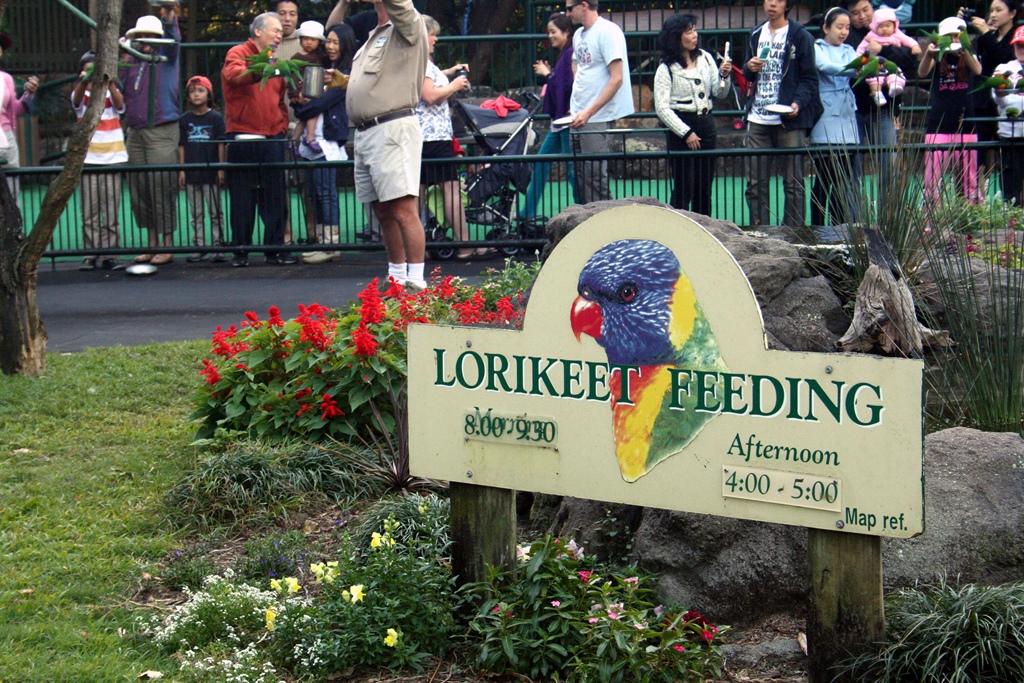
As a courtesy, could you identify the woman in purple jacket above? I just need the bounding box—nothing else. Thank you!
[521,13,576,223]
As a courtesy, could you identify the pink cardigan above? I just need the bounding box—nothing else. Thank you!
[0,72,31,133]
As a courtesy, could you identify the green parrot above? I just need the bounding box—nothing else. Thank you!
[971,71,1014,94]
[851,55,881,88]
[921,31,955,61]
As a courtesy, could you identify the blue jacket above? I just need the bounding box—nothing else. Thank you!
[743,18,821,131]
[293,86,349,143]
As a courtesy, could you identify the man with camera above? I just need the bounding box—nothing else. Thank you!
[119,2,181,266]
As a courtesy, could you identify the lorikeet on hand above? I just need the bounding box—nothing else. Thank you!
[570,240,727,482]
[845,54,880,88]
[971,71,1014,94]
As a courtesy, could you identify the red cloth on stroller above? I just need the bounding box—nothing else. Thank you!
[480,95,521,117]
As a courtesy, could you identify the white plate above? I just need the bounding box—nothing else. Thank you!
[765,104,794,114]
[552,115,575,126]
[126,264,158,276]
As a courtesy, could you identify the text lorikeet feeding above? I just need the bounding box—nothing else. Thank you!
[571,239,727,482]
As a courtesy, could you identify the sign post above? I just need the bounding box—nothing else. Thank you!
[409,206,923,678]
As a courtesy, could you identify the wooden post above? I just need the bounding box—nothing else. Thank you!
[807,528,885,683]
[449,482,515,587]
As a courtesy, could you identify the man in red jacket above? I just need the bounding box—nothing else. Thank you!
[221,12,296,267]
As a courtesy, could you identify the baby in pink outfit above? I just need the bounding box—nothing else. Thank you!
[856,7,922,106]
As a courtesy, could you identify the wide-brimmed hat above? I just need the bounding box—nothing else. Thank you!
[938,16,967,37]
[296,20,325,41]
[0,33,12,50]
[126,15,164,39]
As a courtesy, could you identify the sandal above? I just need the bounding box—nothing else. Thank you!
[134,253,154,264]
[150,253,174,266]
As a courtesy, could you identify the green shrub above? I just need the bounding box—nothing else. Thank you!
[161,546,217,591]
[167,441,372,527]
[148,571,282,653]
[190,267,534,444]
[234,530,312,584]
[268,516,462,676]
[838,579,1024,683]
[467,535,727,682]
[349,492,451,559]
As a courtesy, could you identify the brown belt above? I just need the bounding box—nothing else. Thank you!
[353,108,416,132]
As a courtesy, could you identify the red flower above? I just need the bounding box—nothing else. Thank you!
[683,610,711,628]
[578,570,593,583]
[199,359,221,385]
[319,394,344,421]
[267,305,284,327]
[358,278,385,325]
[432,275,458,300]
[294,388,313,399]
[243,311,260,327]
[235,363,248,371]
[296,402,313,417]
[352,320,379,359]
[384,276,407,299]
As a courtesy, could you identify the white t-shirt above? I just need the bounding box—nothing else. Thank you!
[748,23,789,126]
[416,61,454,142]
[570,17,634,123]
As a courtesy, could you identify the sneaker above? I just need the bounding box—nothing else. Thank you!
[303,138,323,154]
[404,279,427,293]
[186,252,209,263]
[101,258,125,271]
[79,257,96,271]
[872,90,887,107]
[232,253,249,268]
[280,252,298,265]
[211,252,226,263]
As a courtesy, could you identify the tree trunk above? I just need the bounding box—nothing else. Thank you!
[0,0,124,375]
[466,0,520,83]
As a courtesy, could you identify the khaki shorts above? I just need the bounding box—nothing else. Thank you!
[353,116,422,204]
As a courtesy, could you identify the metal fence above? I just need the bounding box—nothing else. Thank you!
[10,130,1017,265]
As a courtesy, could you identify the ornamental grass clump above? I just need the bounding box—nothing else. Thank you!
[837,579,1024,682]
[468,535,727,682]
[190,265,534,444]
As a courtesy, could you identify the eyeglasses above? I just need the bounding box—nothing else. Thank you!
[565,2,582,11]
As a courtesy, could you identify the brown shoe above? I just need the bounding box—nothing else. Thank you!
[150,253,174,266]
[134,253,155,263]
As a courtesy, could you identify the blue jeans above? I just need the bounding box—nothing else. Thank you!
[307,164,339,227]
[856,112,897,198]
[522,128,575,218]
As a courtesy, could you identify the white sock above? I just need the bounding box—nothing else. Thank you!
[407,262,425,284]
[388,262,407,283]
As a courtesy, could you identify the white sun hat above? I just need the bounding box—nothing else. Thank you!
[938,16,967,36]
[126,15,165,39]
[296,20,326,41]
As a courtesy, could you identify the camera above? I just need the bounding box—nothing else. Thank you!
[961,7,978,22]
[454,68,469,80]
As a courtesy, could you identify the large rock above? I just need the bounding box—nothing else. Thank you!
[884,427,1024,586]
[533,428,1024,625]
[762,275,848,353]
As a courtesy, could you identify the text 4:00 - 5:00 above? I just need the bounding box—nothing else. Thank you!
[722,465,841,512]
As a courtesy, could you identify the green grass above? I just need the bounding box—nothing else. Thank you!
[0,341,207,682]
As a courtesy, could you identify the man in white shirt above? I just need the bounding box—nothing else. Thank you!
[566,0,634,204]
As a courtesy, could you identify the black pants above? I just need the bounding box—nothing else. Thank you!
[1000,138,1024,207]
[666,113,717,216]
[226,135,287,255]
[810,146,858,227]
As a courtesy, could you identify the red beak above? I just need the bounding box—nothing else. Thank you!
[570,295,603,341]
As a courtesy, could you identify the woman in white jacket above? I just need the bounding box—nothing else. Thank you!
[992,26,1024,205]
[809,8,860,228]
[653,14,732,215]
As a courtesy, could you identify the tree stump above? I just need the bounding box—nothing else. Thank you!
[836,227,949,357]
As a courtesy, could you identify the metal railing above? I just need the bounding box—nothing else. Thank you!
[10,130,1018,265]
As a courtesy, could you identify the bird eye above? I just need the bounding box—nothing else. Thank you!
[617,283,638,303]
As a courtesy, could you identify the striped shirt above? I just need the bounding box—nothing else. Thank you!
[74,89,128,165]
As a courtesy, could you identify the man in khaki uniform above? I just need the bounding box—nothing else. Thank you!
[346,0,429,290]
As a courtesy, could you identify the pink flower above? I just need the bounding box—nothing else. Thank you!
[550,601,561,607]
[673,644,685,652]
[578,571,593,583]
[588,617,600,623]
[702,629,715,643]
[625,577,639,584]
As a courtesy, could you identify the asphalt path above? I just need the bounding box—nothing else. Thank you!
[36,254,496,352]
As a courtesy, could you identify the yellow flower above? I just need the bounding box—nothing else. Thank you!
[284,576,300,594]
[310,563,325,582]
[383,628,399,647]
[269,579,282,593]
[265,606,276,631]
[349,584,365,603]
[342,590,351,602]
[371,532,382,548]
